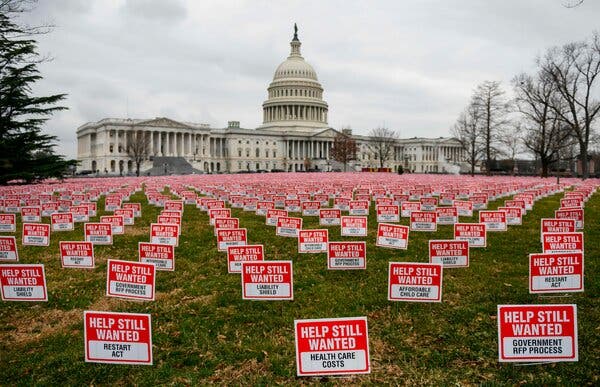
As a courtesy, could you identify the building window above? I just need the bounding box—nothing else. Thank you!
[246,149,250,157]
[238,162,242,169]
[238,149,242,157]
[109,145,114,153]
[273,150,276,158]
[255,148,260,157]
[256,163,260,170]
[265,150,269,158]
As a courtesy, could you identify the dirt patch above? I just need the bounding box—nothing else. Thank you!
[208,358,271,383]
[5,297,126,346]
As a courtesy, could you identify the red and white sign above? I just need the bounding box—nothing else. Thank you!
[21,206,41,222]
[100,215,125,235]
[436,207,458,225]
[453,200,473,217]
[410,211,437,231]
[241,260,293,300]
[104,196,121,212]
[209,208,231,225]
[497,304,578,362]
[123,202,142,217]
[334,197,350,211]
[165,200,184,213]
[429,240,469,268]
[327,241,366,270]
[256,201,275,216]
[439,192,455,206]
[84,311,152,365]
[376,223,409,249]
[157,214,181,227]
[319,209,341,226]
[498,206,523,226]
[529,252,583,293]
[22,223,50,246]
[376,205,400,223]
[454,223,486,248]
[217,228,247,251]
[420,197,438,211]
[0,214,16,232]
[114,208,135,225]
[400,201,420,217]
[294,316,370,376]
[542,232,583,254]
[51,212,74,231]
[85,222,113,245]
[541,219,576,242]
[71,205,90,223]
[60,241,94,268]
[0,236,18,261]
[560,198,583,208]
[227,244,264,273]
[41,202,59,217]
[388,262,443,302]
[276,217,302,237]
[479,210,507,231]
[285,199,302,213]
[555,208,584,230]
[301,201,321,216]
[139,242,175,271]
[150,223,179,246]
[298,229,328,253]
[0,264,47,301]
[349,200,369,216]
[214,217,240,235]
[266,209,287,226]
[106,259,155,301]
[340,216,368,237]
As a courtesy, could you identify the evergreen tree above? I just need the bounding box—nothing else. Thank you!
[0,4,75,184]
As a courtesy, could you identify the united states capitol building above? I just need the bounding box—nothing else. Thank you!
[76,27,467,175]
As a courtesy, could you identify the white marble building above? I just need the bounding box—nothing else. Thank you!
[77,27,466,175]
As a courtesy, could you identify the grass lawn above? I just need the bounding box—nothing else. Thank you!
[0,176,598,385]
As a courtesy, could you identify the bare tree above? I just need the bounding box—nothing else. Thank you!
[127,130,150,176]
[471,80,510,174]
[540,33,600,179]
[367,127,398,169]
[452,103,483,176]
[512,72,572,177]
[330,128,357,172]
[499,122,525,175]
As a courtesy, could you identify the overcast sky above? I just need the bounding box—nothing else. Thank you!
[18,0,600,158]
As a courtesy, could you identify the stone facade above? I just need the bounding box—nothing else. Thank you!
[77,28,467,175]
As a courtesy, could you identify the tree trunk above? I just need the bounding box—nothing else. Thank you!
[136,162,141,177]
[579,143,588,180]
[541,160,548,178]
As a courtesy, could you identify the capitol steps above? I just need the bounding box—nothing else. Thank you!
[143,157,203,176]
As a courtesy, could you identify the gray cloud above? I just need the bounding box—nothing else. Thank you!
[16,0,600,158]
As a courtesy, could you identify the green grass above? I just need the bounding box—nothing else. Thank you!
[0,185,599,385]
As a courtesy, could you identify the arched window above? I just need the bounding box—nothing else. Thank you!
[255,148,260,157]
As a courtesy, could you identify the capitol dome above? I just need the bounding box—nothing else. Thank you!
[261,25,329,131]
[273,55,318,81]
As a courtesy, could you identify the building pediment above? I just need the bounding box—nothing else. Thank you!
[137,117,196,130]
[310,128,341,139]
